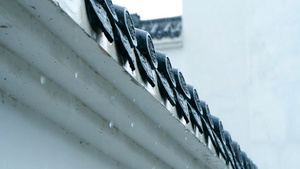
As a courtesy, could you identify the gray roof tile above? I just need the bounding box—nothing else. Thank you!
[131,14,182,39]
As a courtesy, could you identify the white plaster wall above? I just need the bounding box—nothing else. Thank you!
[163,0,300,168]
[0,91,122,169]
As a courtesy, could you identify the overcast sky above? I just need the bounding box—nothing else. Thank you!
[112,0,182,19]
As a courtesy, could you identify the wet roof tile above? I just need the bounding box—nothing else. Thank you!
[131,14,182,39]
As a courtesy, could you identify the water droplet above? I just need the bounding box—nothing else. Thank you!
[154,141,157,145]
[75,72,78,78]
[131,122,134,127]
[185,137,188,140]
[53,1,59,6]
[152,167,156,169]
[111,96,115,100]
[109,121,114,128]
[132,98,136,102]
[186,165,189,169]
[109,43,113,46]
[40,76,46,84]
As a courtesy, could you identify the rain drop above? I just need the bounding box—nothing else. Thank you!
[131,122,134,127]
[109,121,114,128]
[40,76,46,85]
[154,141,157,145]
[186,165,189,169]
[185,137,188,140]
[75,72,78,78]
[54,1,59,6]
[152,167,156,169]
[132,98,136,102]
[109,43,113,46]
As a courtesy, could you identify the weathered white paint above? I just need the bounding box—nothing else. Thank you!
[0,91,128,169]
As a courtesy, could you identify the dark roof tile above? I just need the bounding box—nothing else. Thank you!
[131,14,182,39]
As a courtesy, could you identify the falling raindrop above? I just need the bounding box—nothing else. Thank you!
[152,167,156,169]
[185,137,188,140]
[109,121,114,128]
[131,122,134,127]
[40,76,46,85]
[132,98,136,102]
[186,165,189,169]
[109,43,113,46]
[75,72,78,78]
[111,96,115,100]
[154,141,157,145]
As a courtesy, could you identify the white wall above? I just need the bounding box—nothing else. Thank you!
[163,0,300,168]
[0,91,122,169]
[0,0,233,168]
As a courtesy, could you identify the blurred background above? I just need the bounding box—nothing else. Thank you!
[114,0,300,168]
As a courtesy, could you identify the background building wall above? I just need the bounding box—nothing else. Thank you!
[162,0,300,168]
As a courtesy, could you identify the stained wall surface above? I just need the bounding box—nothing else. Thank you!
[0,92,119,169]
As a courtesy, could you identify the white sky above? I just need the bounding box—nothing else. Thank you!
[112,0,182,19]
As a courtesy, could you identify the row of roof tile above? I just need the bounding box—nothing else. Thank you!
[84,0,256,169]
[131,14,182,39]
